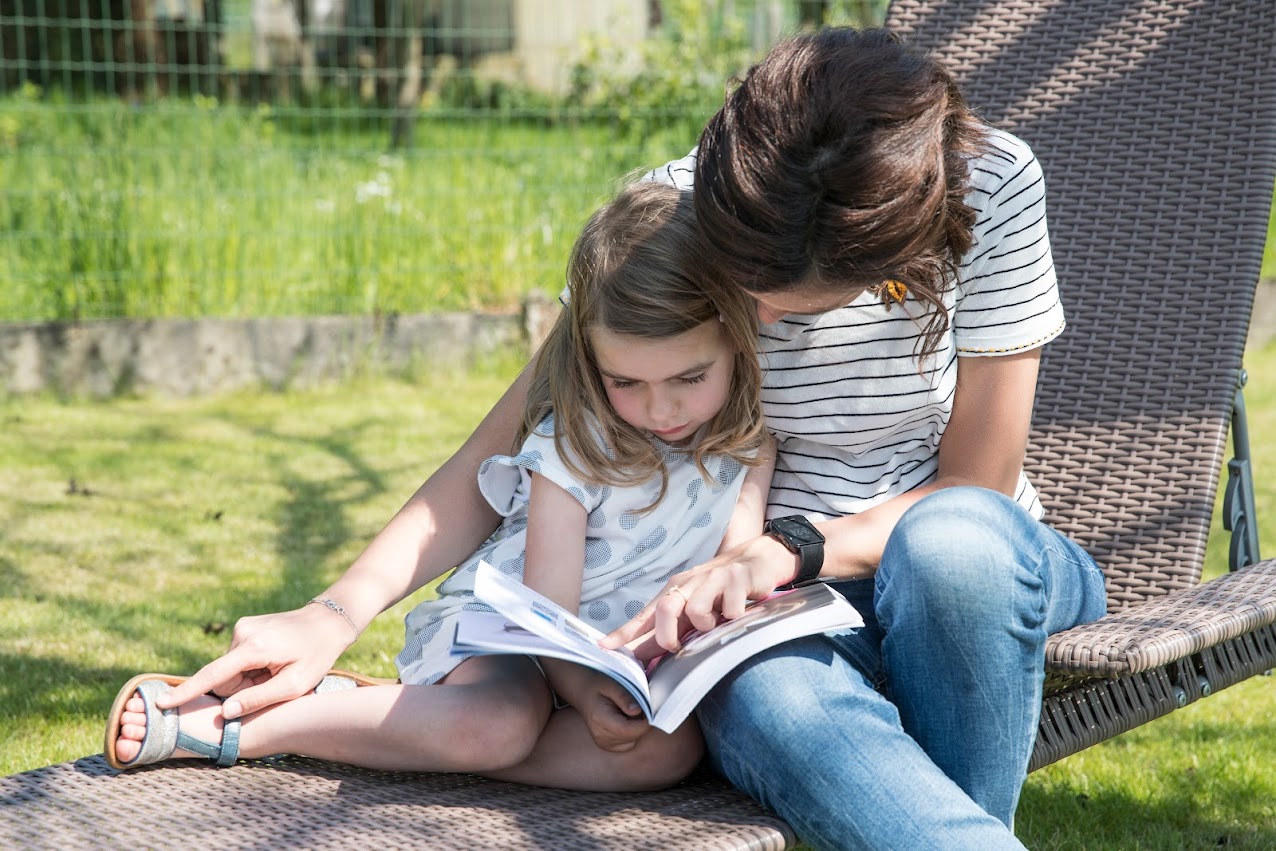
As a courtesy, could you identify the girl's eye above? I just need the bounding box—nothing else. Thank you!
[610,379,637,390]
[678,374,707,386]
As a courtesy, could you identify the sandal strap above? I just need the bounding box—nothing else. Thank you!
[127,673,359,768]
[132,681,182,766]
[134,680,239,767]
[217,717,242,766]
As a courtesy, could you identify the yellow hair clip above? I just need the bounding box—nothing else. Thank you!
[872,279,908,311]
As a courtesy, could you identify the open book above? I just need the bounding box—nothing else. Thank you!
[451,560,864,733]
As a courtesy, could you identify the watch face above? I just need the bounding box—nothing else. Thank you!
[769,516,823,546]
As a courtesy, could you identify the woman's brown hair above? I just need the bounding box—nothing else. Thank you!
[694,27,987,362]
[520,181,765,507]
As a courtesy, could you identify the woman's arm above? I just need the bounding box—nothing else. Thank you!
[606,349,1042,650]
[160,357,539,716]
[816,348,1041,578]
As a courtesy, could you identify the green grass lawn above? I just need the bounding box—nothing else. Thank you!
[0,353,523,769]
[2,343,1274,848]
[0,91,707,323]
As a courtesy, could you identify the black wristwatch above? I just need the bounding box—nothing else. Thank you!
[764,515,825,589]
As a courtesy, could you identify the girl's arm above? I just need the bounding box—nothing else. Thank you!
[521,473,651,752]
[520,472,590,611]
[716,433,777,553]
[606,350,1041,649]
[160,359,539,717]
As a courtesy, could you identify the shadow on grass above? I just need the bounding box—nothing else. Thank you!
[1018,718,1276,850]
[228,416,391,620]
[0,380,511,774]
[0,555,31,598]
[0,651,208,733]
[0,415,397,734]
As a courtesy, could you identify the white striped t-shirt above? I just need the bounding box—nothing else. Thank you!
[646,128,1063,521]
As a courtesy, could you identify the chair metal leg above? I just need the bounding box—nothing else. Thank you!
[1224,369,1261,572]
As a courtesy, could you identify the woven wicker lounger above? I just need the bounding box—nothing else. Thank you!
[3,0,1274,847]
[0,757,792,849]
[885,0,1276,771]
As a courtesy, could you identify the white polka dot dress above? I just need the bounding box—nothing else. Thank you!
[395,414,750,685]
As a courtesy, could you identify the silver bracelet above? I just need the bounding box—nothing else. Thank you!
[308,597,360,638]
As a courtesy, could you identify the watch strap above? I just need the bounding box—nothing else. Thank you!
[765,516,825,590]
[784,540,824,589]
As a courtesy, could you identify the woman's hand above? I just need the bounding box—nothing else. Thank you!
[601,533,800,656]
[156,603,357,719]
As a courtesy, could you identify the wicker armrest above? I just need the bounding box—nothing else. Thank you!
[1043,558,1276,678]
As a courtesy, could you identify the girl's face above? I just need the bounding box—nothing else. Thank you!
[590,319,735,446]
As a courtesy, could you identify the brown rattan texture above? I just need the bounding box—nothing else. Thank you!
[888,0,1276,605]
[0,757,794,850]
[886,0,1276,769]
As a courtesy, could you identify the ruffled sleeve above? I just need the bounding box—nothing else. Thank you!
[476,413,604,516]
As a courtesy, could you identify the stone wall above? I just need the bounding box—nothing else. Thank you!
[0,295,559,398]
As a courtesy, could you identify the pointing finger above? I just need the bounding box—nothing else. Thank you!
[155,648,264,709]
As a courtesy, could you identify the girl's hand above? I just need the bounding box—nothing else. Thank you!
[601,533,800,656]
[570,671,652,753]
[541,660,650,752]
[156,604,357,718]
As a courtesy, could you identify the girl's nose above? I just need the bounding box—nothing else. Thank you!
[648,389,678,422]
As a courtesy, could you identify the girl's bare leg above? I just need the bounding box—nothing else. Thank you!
[484,709,704,792]
[114,656,554,773]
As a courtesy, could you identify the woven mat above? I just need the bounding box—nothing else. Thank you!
[0,755,793,850]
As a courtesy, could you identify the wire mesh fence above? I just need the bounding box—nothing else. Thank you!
[1,0,887,322]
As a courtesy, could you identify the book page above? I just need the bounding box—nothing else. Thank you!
[462,560,865,734]
[469,560,650,698]
[450,610,653,717]
[644,582,864,731]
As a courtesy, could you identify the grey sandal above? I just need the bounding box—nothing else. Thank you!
[104,674,240,770]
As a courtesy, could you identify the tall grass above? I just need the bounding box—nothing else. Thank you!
[1,88,712,322]
[4,87,1273,324]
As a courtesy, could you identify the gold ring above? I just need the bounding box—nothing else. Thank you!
[666,585,688,603]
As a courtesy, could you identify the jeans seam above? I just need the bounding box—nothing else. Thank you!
[707,714,841,851]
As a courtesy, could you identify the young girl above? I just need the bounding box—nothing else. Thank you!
[105,181,775,792]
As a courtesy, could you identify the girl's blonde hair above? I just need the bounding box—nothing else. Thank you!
[520,181,765,507]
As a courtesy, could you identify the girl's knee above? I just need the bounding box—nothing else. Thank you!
[434,692,549,771]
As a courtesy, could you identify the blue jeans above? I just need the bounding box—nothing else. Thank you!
[696,487,1107,851]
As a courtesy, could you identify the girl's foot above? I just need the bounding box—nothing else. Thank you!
[113,690,226,764]
[104,670,382,769]
[103,674,242,770]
